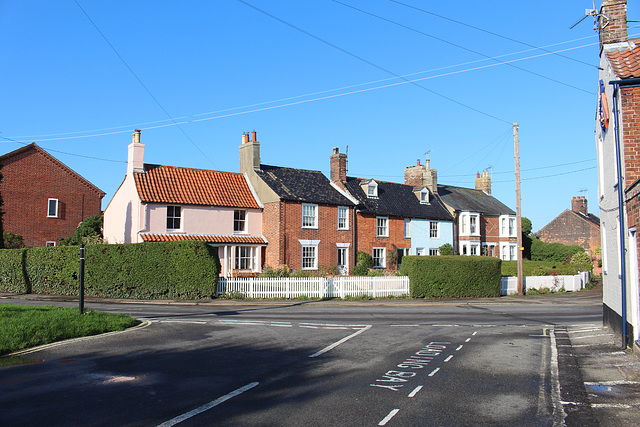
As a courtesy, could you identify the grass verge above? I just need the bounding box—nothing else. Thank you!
[0,304,139,357]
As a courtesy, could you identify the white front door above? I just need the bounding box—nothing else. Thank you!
[337,247,348,275]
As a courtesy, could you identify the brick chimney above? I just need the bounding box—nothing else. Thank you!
[404,159,437,194]
[599,0,628,49]
[239,131,260,173]
[572,196,588,216]
[475,171,491,195]
[127,129,144,176]
[330,147,347,186]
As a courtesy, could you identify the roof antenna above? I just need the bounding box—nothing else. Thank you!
[569,0,601,30]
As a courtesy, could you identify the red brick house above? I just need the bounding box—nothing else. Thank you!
[536,196,600,255]
[596,0,640,347]
[0,143,105,247]
[436,171,517,260]
[239,132,357,274]
[330,151,454,270]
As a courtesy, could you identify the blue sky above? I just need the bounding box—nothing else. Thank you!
[2,1,637,232]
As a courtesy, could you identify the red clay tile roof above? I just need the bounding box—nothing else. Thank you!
[605,38,640,79]
[140,233,267,244]
[134,164,260,208]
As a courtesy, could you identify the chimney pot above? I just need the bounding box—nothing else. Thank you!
[251,131,257,142]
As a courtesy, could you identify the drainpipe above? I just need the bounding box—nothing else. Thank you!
[611,81,629,349]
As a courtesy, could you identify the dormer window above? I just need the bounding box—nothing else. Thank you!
[362,180,378,198]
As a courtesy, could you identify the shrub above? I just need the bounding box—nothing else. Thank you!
[3,232,23,249]
[570,251,593,272]
[401,255,501,298]
[357,251,373,268]
[59,215,104,246]
[352,263,369,276]
[530,237,584,262]
[439,243,453,256]
[259,265,291,277]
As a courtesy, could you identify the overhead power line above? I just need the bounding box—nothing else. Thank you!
[331,0,593,95]
[74,0,217,168]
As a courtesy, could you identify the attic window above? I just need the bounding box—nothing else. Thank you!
[420,188,429,204]
[367,181,378,198]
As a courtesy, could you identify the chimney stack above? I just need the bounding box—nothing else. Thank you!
[600,0,628,49]
[475,171,491,195]
[572,196,588,216]
[330,147,347,186]
[404,159,437,194]
[239,131,261,172]
[127,129,145,176]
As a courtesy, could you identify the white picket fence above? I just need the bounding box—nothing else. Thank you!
[217,276,410,299]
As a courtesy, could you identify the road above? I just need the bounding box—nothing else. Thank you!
[0,293,602,426]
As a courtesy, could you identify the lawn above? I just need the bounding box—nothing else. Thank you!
[0,304,139,357]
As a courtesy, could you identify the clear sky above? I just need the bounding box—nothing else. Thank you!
[2,1,638,232]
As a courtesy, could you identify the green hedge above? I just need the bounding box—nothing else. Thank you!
[0,249,27,293]
[0,241,220,299]
[400,255,502,298]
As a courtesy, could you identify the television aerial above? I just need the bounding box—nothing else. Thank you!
[570,0,602,30]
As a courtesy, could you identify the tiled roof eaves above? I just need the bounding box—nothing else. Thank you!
[605,38,640,79]
[140,234,268,244]
[134,164,261,208]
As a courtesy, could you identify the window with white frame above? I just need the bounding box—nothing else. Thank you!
[167,206,181,230]
[302,204,318,228]
[461,241,480,256]
[459,212,480,236]
[46,241,57,247]
[234,210,247,233]
[367,181,378,198]
[420,188,429,204]
[337,206,349,230]
[509,244,516,260]
[234,246,255,270]
[376,217,388,237]
[429,248,439,256]
[300,240,320,270]
[372,247,386,268]
[416,248,425,256]
[430,221,439,238]
[501,217,507,236]
[47,198,59,218]
[404,219,411,238]
[509,218,515,237]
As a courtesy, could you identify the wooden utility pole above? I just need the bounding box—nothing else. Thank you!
[514,122,524,295]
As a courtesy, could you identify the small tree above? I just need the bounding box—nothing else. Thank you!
[439,243,453,256]
[59,214,103,246]
[570,251,593,271]
[353,251,373,276]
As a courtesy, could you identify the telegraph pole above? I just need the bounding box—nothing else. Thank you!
[514,122,524,295]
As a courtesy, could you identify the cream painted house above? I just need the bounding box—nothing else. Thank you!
[104,130,266,277]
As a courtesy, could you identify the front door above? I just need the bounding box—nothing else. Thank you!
[337,247,348,275]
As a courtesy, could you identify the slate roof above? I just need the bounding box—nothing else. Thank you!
[134,164,260,209]
[605,38,640,79]
[437,184,515,216]
[574,211,601,228]
[140,233,267,244]
[255,164,355,206]
[343,177,453,220]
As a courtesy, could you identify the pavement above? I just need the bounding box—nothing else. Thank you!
[2,287,640,425]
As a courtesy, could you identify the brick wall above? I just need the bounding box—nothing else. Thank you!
[536,211,600,254]
[356,213,410,269]
[622,86,640,185]
[263,200,355,271]
[0,146,103,247]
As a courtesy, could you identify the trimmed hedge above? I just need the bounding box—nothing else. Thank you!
[400,255,502,298]
[0,241,220,299]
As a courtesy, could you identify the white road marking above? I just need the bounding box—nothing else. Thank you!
[584,380,640,386]
[308,325,372,358]
[432,324,459,327]
[428,368,440,377]
[465,338,471,343]
[154,320,207,325]
[408,386,423,398]
[567,328,602,334]
[444,355,453,362]
[390,324,421,327]
[472,331,478,336]
[455,345,463,351]
[157,382,259,427]
[569,334,614,340]
[549,329,567,425]
[309,325,371,357]
[378,409,400,426]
